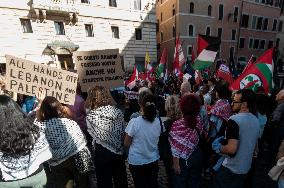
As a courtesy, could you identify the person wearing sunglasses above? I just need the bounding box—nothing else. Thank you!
[212,89,260,188]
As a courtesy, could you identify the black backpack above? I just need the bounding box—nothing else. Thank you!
[158,118,173,160]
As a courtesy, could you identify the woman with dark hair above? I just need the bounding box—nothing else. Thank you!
[124,94,162,188]
[209,80,232,138]
[85,86,128,188]
[36,96,91,188]
[169,93,205,188]
[0,95,51,187]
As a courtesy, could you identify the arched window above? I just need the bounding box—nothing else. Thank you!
[208,5,212,16]
[190,2,194,13]
[206,26,211,36]
[188,25,194,36]
[172,26,176,37]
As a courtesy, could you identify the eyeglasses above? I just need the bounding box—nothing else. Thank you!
[231,101,242,105]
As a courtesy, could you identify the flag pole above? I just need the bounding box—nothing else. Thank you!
[236,0,244,63]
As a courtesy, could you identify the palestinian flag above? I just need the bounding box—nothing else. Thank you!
[157,48,168,78]
[193,35,221,70]
[230,48,273,94]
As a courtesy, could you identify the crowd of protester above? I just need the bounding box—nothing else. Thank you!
[0,70,284,188]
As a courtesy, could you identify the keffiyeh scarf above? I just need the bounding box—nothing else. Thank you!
[210,99,232,121]
[86,105,125,155]
[169,117,204,160]
[0,131,52,181]
[36,118,87,166]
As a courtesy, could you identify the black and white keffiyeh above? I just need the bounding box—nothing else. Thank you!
[86,105,125,155]
[0,131,52,181]
[36,118,87,166]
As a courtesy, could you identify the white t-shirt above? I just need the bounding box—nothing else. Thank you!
[125,116,162,165]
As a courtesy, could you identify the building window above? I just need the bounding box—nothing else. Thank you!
[135,28,142,40]
[172,4,175,16]
[111,26,119,39]
[219,4,224,20]
[20,19,33,33]
[161,12,163,22]
[208,5,212,16]
[187,45,193,56]
[135,56,145,72]
[251,16,257,29]
[249,38,253,49]
[134,0,141,10]
[188,25,194,36]
[256,17,263,30]
[239,38,245,48]
[253,39,260,49]
[241,14,249,28]
[268,40,273,48]
[190,2,194,13]
[260,40,265,49]
[233,7,239,22]
[276,38,280,47]
[172,26,176,37]
[263,18,268,30]
[217,27,223,38]
[206,27,211,36]
[231,29,236,40]
[54,21,65,35]
[278,21,283,32]
[156,20,159,32]
[81,0,89,3]
[85,24,94,37]
[161,32,164,42]
[272,19,278,31]
[109,0,117,7]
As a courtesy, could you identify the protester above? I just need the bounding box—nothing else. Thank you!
[212,89,260,188]
[209,81,232,138]
[162,95,182,187]
[85,86,128,188]
[200,84,211,106]
[169,93,205,188]
[21,95,36,114]
[0,75,5,94]
[36,96,91,188]
[124,94,162,188]
[270,89,284,163]
[180,81,191,96]
[0,95,52,187]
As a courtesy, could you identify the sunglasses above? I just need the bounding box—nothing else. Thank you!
[231,101,242,105]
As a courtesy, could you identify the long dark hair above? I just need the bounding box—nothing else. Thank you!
[37,96,70,122]
[180,94,201,129]
[0,95,39,158]
[141,94,157,122]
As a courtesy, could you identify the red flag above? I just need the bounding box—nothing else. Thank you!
[173,35,185,77]
[126,66,138,89]
[230,48,273,94]
[197,35,209,56]
[216,64,234,84]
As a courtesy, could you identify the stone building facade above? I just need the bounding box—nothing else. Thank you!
[0,0,157,71]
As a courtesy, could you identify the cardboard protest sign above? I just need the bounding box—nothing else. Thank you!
[73,49,124,92]
[5,55,78,105]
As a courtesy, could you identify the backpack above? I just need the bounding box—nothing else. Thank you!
[158,118,173,160]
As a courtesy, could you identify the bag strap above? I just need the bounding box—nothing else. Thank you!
[158,117,164,134]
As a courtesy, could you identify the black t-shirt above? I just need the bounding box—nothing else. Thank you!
[226,119,240,140]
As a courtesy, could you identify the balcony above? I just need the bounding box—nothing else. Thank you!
[32,0,79,14]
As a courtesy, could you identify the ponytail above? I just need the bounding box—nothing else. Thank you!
[141,94,157,122]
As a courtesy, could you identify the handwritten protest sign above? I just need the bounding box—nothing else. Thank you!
[73,49,124,92]
[5,55,78,105]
